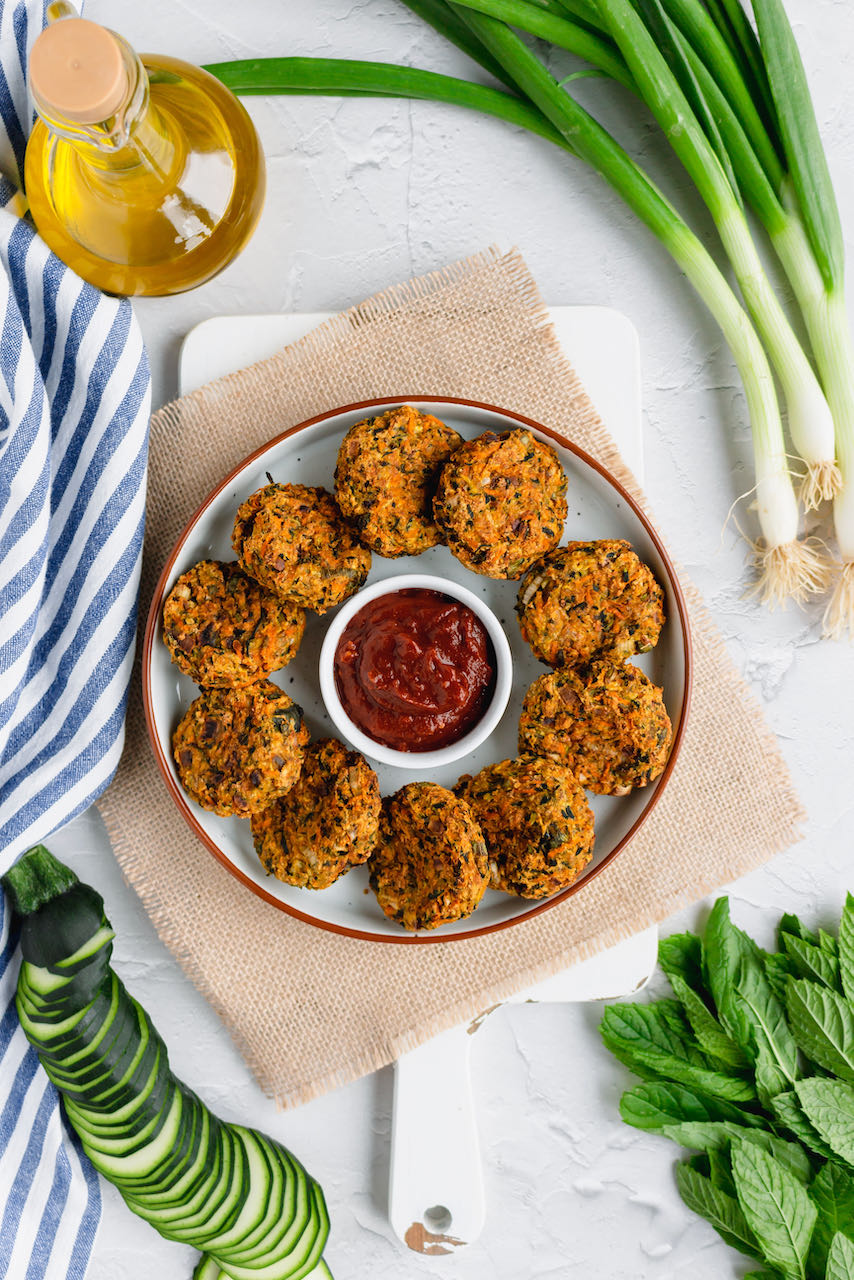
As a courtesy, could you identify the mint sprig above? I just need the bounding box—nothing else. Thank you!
[601,896,854,1278]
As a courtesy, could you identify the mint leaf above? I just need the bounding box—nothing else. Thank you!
[736,958,800,1084]
[797,1079,854,1167]
[784,934,841,991]
[661,1121,812,1183]
[820,931,840,960]
[703,900,799,1084]
[781,913,821,949]
[787,979,854,1081]
[839,895,854,1006]
[704,898,761,1041]
[766,951,796,1005]
[808,1163,854,1280]
[708,1146,737,1198]
[659,932,704,987]
[742,1273,782,1280]
[668,971,750,1069]
[826,1232,854,1280]
[675,1161,763,1261]
[731,1139,817,1278]
[619,1081,762,1131]
[772,1090,836,1161]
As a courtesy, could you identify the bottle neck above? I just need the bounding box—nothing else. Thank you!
[33,36,175,177]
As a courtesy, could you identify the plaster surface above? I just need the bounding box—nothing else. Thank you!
[62,2,854,1275]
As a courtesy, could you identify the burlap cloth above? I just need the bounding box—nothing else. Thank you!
[99,247,805,1107]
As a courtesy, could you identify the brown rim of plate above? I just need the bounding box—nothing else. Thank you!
[142,395,694,945]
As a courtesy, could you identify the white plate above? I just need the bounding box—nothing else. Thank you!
[143,396,691,943]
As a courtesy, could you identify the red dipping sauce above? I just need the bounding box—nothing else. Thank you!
[333,588,496,752]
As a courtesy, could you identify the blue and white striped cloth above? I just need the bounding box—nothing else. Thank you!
[0,0,152,1275]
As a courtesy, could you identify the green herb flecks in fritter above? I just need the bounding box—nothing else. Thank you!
[173,681,308,817]
[369,782,488,930]
[232,482,370,614]
[519,660,672,795]
[251,738,380,889]
[456,755,594,899]
[433,428,567,578]
[517,539,664,666]
[334,404,462,557]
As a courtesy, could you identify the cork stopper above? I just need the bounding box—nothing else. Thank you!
[30,18,127,124]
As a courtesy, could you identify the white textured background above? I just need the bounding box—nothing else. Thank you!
[64,0,854,1276]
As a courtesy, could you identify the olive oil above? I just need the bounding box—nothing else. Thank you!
[25,19,265,296]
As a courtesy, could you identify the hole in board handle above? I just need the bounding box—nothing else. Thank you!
[423,1205,453,1233]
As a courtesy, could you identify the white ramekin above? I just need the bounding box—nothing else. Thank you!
[318,572,513,770]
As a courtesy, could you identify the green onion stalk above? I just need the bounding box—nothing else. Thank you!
[591,0,838,517]
[451,0,842,511]
[742,0,854,633]
[444,4,830,603]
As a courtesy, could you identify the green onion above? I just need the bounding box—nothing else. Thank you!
[445,5,827,602]
[446,0,635,90]
[205,57,568,148]
[743,0,854,630]
[596,0,839,510]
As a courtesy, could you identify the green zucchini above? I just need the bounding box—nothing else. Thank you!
[3,845,332,1279]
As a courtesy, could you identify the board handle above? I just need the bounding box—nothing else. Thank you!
[389,1023,485,1254]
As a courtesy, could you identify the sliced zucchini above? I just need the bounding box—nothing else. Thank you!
[210,1130,286,1261]
[194,1127,272,1256]
[214,1144,302,1264]
[216,1178,328,1280]
[18,972,122,1052]
[49,923,116,974]
[3,846,333,1280]
[82,1086,185,1182]
[123,1107,218,1209]
[164,1128,251,1247]
[127,1121,227,1226]
[193,1257,222,1280]
[69,1079,179,1156]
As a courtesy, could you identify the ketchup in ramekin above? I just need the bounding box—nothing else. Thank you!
[333,588,496,752]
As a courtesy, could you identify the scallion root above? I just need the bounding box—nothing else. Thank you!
[800,458,844,511]
[748,538,833,609]
[822,561,854,639]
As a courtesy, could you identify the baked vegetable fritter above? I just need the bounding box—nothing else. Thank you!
[232,483,371,614]
[432,428,568,578]
[172,681,308,817]
[516,539,665,667]
[334,404,462,557]
[519,661,672,795]
[250,738,380,889]
[369,782,488,930]
[163,559,305,687]
[456,755,594,899]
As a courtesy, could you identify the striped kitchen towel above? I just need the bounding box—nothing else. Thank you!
[0,0,152,1274]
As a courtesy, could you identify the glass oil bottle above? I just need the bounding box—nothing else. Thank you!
[24,10,265,295]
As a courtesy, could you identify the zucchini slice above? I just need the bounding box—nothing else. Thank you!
[2,845,331,1278]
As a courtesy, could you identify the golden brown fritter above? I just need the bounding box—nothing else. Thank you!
[162,559,305,688]
[369,782,488,931]
[172,681,308,817]
[432,429,567,578]
[519,661,672,795]
[250,738,380,889]
[334,405,463,557]
[516,540,665,667]
[456,756,594,899]
[232,483,371,615]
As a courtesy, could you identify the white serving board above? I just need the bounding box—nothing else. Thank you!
[179,307,657,1250]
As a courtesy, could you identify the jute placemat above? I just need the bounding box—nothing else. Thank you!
[99,247,805,1107]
